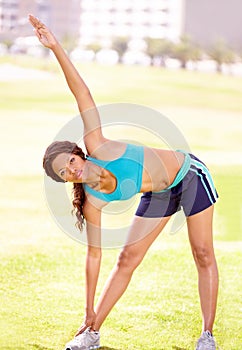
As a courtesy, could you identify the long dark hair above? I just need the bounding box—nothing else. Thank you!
[43,140,86,231]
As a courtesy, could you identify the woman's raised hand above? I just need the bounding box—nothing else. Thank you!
[28,14,58,49]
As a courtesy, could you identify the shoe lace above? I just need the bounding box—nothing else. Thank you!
[197,332,215,350]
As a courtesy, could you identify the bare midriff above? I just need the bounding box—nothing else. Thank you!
[140,147,185,193]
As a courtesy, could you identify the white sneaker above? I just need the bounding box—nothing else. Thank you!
[65,328,100,350]
[196,330,216,350]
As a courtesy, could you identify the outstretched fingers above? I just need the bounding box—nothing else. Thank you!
[75,324,89,337]
[33,28,41,41]
[28,14,46,30]
[28,14,57,49]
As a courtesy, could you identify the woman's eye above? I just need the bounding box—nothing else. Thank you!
[60,170,65,177]
[70,157,75,164]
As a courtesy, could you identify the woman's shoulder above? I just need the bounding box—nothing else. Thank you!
[83,194,108,215]
[88,140,128,161]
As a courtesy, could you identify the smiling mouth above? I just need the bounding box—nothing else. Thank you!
[76,170,83,179]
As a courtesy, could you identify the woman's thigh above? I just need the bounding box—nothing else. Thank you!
[186,205,216,266]
[122,215,171,261]
[186,205,214,247]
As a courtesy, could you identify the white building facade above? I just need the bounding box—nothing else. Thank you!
[1,0,241,51]
[79,0,184,46]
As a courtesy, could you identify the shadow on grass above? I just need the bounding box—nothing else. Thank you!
[100,347,121,350]
[28,345,55,350]
[21,343,120,350]
[3,347,55,350]
[172,346,187,350]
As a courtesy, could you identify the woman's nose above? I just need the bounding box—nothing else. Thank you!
[67,166,75,174]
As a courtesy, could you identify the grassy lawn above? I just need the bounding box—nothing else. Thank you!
[0,56,242,349]
[0,177,241,349]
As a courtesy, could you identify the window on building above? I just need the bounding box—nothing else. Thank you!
[0,0,18,8]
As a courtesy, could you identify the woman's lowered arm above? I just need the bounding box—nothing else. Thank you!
[75,199,103,335]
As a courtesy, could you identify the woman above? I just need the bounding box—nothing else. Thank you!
[29,15,219,350]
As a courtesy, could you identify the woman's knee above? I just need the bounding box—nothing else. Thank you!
[117,248,143,272]
[192,245,215,268]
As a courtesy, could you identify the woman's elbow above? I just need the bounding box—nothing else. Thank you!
[76,88,93,105]
[87,246,102,259]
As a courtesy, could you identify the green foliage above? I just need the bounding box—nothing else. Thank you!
[61,33,78,54]
[145,37,173,66]
[86,42,102,53]
[208,39,236,73]
[111,37,129,61]
[1,38,14,49]
[172,35,202,68]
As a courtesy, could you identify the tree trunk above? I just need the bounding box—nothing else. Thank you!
[181,60,186,69]
[216,62,222,73]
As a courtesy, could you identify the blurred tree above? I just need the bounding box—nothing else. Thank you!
[1,38,14,50]
[86,42,102,54]
[208,39,236,73]
[189,46,202,70]
[172,35,201,69]
[62,33,78,53]
[238,49,242,62]
[145,37,173,66]
[111,37,129,63]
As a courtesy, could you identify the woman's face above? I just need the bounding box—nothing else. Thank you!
[52,152,86,183]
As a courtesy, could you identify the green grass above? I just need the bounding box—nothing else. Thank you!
[1,57,242,113]
[0,57,242,349]
[213,167,242,241]
[0,178,241,349]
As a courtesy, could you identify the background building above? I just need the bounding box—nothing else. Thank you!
[183,0,242,49]
[79,0,184,46]
[0,0,81,43]
[0,0,241,51]
[78,0,242,50]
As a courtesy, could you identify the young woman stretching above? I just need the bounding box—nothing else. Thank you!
[29,15,219,350]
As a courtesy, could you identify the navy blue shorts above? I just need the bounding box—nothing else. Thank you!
[135,154,218,218]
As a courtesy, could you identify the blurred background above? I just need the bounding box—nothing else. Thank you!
[0,1,242,349]
[1,0,242,73]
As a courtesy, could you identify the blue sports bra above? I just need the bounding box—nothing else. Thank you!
[84,143,144,202]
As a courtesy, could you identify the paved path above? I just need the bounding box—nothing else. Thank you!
[0,63,54,81]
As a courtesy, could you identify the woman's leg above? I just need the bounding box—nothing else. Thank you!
[94,215,171,330]
[186,205,219,333]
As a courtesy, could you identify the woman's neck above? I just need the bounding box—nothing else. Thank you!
[85,163,117,194]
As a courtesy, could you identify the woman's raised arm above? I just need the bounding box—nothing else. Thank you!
[28,15,106,153]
